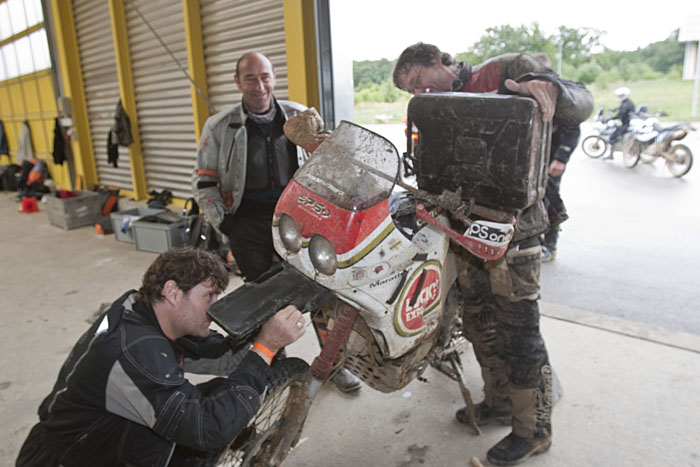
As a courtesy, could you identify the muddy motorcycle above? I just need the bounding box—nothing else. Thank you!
[581,109,629,158]
[622,118,695,177]
[206,120,518,466]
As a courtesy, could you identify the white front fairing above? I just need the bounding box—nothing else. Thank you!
[275,212,455,359]
[272,121,457,360]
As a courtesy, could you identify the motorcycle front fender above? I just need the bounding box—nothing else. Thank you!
[207,262,335,345]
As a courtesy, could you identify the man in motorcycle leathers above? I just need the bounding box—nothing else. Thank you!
[192,52,360,393]
[608,86,635,147]
[532,52,581,262]
[16,247,306,467]
[394,43,593,466]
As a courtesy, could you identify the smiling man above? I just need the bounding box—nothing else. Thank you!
[16,247,306,466]
[192,52,361,393]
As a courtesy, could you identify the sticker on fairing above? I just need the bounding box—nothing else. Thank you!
[394,261,441,336]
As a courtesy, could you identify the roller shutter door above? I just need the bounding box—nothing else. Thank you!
[199,0,288,112]
[73,0,133,191]
[125,0,196,199]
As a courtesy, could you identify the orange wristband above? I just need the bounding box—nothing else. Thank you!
[252,342,275,360]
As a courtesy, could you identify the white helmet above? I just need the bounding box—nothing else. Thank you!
[614,86,631,100]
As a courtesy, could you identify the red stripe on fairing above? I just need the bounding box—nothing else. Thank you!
[274,180,389,255]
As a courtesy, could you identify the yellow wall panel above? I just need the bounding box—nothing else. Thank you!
[38,74,57,112]
[24,81,41,115]
[30,121,46,152]
[5,121,21,148]
[8,82,25,114]
[0,88,12,118]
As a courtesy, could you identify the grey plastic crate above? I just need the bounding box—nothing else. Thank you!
[47,190,101,230]
[132,212,189,253]
[110,207,166,243]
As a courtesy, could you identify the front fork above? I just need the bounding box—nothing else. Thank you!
[268,303,359,464]
[307,302,359,399]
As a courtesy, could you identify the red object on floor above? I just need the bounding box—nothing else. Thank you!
[57,189,77,199]
[20,197,39,213]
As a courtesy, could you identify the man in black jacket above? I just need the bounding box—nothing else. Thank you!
[608,86,635,147]
[16,247,306,466]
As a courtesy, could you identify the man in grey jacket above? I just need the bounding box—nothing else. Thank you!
[192,52,360,393]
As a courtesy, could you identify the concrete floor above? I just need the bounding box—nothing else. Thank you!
[1,187,700,466]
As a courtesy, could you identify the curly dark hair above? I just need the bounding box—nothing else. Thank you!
[392,42,456,90]
[137,247,230,305]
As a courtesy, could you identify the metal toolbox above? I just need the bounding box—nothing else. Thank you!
[110,207,166,243]
[132,211,188,253]
[46,190,101,230]
[408,92,551,212]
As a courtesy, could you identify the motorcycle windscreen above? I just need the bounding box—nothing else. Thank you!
[294,121,400,212]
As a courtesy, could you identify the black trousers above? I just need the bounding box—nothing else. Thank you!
[543,174,565,250]
[226,200,277,281]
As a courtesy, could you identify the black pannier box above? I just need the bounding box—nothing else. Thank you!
[408,93,551,212]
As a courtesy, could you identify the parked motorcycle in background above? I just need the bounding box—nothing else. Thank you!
[581,109,629,158]
[622,118,695,177]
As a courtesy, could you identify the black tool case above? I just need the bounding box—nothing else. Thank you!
[407,92,551,212]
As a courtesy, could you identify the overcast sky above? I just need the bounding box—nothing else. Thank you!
[331,0,700,61]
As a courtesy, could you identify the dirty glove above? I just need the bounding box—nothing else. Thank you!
[283,107,328,152]
[505,78,557,122]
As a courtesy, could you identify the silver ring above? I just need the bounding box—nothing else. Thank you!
[295,321,303,329]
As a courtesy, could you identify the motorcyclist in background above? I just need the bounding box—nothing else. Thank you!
[606,86,635,154]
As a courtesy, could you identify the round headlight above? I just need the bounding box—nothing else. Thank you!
[279,214,302,253]
[309,235,337,275]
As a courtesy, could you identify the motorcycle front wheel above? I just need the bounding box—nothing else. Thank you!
[216,357,309,467]
[622,138,641,168]
[666,144,693,177]
[581,135,608,158]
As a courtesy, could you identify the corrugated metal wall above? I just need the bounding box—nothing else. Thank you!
[67,0,292,200]
[73,0,133,190]
[199,0,288,113]
[125,0,196,199]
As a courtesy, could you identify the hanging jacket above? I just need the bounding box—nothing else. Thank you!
[52,118,66,165]
[17,121,34,164]
[107,99,134,168]
[0,120,9,156]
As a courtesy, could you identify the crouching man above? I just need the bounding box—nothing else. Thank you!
[16,246,306,466]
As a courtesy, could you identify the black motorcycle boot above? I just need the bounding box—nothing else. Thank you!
[455,401,511,426]
[456,368,511,426]
[332,368,361,393]
[489,368,553,465]
[486,432,552,466]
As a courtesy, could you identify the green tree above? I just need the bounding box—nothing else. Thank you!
[555,26,602,67]
[638,35,684,73]
[467,23,552,62]
[353,58,396,86]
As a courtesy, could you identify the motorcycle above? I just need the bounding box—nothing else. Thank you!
[205,119,520,466]
[581,108,630,158]
[622,118,695,177]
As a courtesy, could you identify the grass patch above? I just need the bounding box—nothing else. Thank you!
[354,99,411,125]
